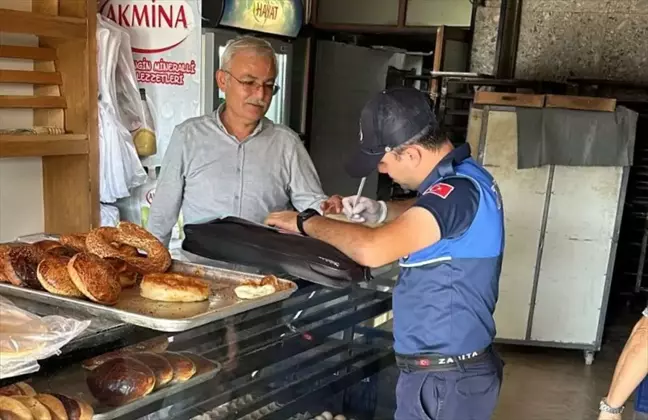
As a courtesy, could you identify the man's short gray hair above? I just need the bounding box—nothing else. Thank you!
[220,35,277,73]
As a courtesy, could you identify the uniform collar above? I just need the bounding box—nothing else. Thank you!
[417,143,472,194]
[213,103,268,141]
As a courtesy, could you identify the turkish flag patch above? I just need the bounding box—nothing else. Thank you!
[424,182,455,199]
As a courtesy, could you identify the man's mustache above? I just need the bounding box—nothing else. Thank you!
[245,99,267,107]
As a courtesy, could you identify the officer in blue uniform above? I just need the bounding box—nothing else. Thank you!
[265,87,505,420]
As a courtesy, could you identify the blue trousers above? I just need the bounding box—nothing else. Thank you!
[395,352,504,420]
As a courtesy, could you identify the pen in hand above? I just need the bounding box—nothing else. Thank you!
[351,177,367,221]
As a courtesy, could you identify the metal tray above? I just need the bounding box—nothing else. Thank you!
[28,350,223,420]
[0,235,297,332]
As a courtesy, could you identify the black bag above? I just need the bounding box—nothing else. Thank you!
[182,217,372,289]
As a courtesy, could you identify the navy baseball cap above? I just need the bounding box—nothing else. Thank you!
[345,87,439,178]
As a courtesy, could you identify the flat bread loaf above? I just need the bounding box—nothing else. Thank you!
[140,273,210,302]
[234,284,276,300]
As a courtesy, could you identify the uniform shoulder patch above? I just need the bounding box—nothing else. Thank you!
[424,182,455,199]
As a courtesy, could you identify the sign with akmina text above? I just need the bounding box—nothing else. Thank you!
[99,0,202,167]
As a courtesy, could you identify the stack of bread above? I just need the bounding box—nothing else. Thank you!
[81,337,219,407]
[0,222,214,305]
[0,381,93,420]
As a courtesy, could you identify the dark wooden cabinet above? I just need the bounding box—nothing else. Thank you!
[316,0,400,26]
[312,0,473,29]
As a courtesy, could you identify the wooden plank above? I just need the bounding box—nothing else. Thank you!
[33,0,65,130]
[474,91,546,108]
[310,0,319,23]
[42,0,99,234]
[0,70,62,85]
[430,26,445,101]
[86,1,101,230]
[58,0,87,17]
[0,134,88,158]
[43,155,92,234]
[545,94,616,112]
[33,56,64,130]
[0,8,86,39]
[0,45,57,61]
[312,22,442,35]
[32,0,59,15]
[466,108,483,159]
[397,0,408,27]
[0,95,65,108]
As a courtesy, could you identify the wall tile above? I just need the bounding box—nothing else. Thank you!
[515,10,607,80]
[470,6,500,75]
[599,13,648,83]
[523,0,646,14]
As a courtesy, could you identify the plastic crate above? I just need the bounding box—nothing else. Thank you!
[636,375,648,413]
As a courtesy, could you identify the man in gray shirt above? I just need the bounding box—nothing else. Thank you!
[148,36,340,246]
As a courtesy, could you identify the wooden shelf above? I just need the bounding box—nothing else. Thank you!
[0,8,86,39]
[0,70,62,85]
[0,95,66,108]
[0,0,99,234]
[0,45,57,60]
[0,134,88,158]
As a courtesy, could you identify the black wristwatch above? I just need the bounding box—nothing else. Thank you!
[297,208,320,236]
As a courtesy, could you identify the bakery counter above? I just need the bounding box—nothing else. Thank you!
[0,281,396,420]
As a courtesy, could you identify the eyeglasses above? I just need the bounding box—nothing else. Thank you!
[222,70,280,96]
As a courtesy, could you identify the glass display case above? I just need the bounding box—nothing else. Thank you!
[0,277,397,420]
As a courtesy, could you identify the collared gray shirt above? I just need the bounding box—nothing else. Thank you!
[148,109,328,246]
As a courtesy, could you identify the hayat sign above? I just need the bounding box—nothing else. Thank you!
[100,0,202,166]
[219,0,304,38]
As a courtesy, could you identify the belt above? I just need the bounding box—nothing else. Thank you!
[395,346,492,373]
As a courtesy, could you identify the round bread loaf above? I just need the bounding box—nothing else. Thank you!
[59,234,87,252]
[104,258,138,288]
[163,352,196,383]
[81,336,169,371]
[0,396,33,420]
[67,253,121,305]
[50,394,93,420]
[0,383,36,397]
[32,240,63,253]
[128,352,173,389]
[11,396,52,420]
[86,357,156,406]
[110,243,139,257]
[2,244,44,289]
[181,353,219,376]
[37,255,84,298]
[140,273,210,302]
[85,223,171,274]
[45,246,78,259]
[35,394,68,420]
[0,245,9,283]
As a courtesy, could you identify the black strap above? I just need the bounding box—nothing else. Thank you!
[395,346,491,372]
[437,143,472,177]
